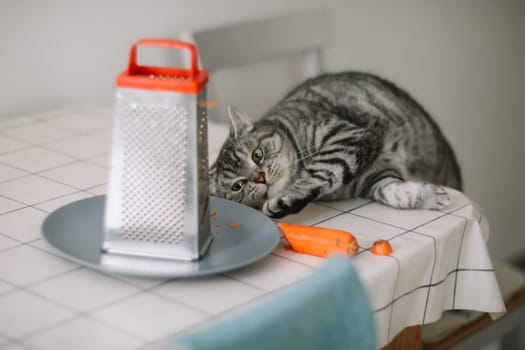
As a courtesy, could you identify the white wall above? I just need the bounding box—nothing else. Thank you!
[0,0,523,260]
[0,0,320,117]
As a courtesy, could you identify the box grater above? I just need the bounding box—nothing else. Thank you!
[103,39,213,261]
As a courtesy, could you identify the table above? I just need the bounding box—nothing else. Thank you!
[0,106,505,349]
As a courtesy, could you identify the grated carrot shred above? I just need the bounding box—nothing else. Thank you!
[198,100,219,109]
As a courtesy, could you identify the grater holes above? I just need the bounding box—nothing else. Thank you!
[119,103,189,244]
[197,105,209,179]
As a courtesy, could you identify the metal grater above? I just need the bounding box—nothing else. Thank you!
[103,39,213,261]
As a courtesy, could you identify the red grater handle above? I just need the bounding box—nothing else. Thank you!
[127,39,199,80]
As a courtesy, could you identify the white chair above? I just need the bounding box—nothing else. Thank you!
[181,10,331,162]
[190,9,330,76]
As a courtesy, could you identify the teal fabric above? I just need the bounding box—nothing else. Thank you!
[169,256,377,350]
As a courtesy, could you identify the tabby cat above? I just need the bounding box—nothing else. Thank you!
[209,72,462,218]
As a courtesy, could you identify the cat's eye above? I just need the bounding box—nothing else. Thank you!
[231,179,247,192]
[252,147,264,164]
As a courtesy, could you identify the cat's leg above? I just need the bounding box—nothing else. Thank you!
[364,177,451,210]
[262,170,330,218]
[263,117,386,218]
[262,177,320,218]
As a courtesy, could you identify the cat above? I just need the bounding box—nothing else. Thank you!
[209,72,462,218]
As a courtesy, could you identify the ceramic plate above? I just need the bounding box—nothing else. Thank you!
[42,195,280,278]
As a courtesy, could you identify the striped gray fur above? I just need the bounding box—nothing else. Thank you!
[209,72,462,218]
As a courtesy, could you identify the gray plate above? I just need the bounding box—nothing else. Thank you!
[41,195,280,278]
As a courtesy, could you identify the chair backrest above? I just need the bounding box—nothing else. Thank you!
[191,9,330,76]
[168,256,377,350]
[184,9,331,122]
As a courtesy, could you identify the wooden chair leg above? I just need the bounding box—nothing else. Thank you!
[382,325,422,350]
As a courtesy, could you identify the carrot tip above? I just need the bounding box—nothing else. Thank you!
[347,240,360,256]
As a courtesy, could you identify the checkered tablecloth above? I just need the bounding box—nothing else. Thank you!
[0,106,505,349]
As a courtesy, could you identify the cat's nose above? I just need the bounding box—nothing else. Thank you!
[255,172,266,184]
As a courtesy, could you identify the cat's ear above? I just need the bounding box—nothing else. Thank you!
[227,105,253,138]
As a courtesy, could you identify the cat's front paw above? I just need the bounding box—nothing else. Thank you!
[262,197,291,218]
[262,196,305,218]
[420,184,451,210]
[373,180,451,210]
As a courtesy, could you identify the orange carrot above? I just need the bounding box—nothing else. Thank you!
[370,240,392,256]
[215,224,222,228]
[210,210,217,217]
[228,223,242,228]
[277,222,359,258]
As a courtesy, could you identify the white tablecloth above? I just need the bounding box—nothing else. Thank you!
[207,119,506,346]
[0,107,505,348]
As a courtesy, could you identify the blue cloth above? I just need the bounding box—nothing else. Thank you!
[169,255,377,350]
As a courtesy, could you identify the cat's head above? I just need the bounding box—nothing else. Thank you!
[209,106,295,209]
